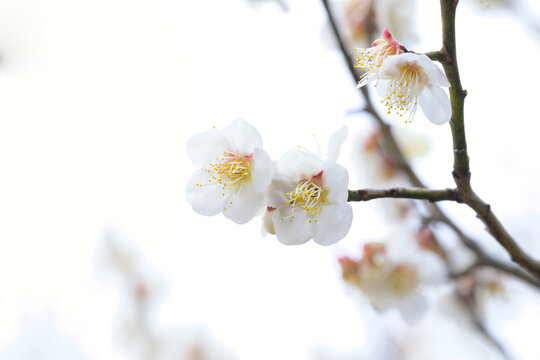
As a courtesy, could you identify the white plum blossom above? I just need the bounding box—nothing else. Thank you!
[354,27,403,87]
[186,119,275,224]
[374,52,452,125]
[264,127,352,246]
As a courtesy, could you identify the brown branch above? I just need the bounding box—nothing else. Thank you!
[438,0,540,278]
[320,0,540,282]
[348,187,459,202]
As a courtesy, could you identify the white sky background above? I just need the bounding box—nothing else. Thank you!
[0,0,539,359]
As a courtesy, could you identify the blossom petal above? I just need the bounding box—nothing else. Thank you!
[187,130,229,167]
[375,79,390,98]
[377,53,418,80]
[322,162,349,203]
[313,203,353,246]
[418,86,452,125]
[416,54,450,87]
[276,150,324,182]
[327,125,348,162]
[262,209,276,235]
[221,119,263,154]
[272,207,317,245]
[265,178,294,208]
[186,169,230,216]
[223,182,263,224]
[397,292,428,325]
[250,148,275,190]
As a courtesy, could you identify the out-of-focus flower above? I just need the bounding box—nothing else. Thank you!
[96,228,238,360]
[373,0,419,46]
[354,27,403,87]
[374,53,451,125]
[344,0,374,43]
[416,226,447,259]
[152,326,238,360]
[465,0,514,11]
[353,125,430,222]
[321,0,419,51]
[264,127,352,245]
[456,268,506,306]
[339,237,445,323]
[0,314,88,360]
[359,125,429,183]
[186,119,275,224]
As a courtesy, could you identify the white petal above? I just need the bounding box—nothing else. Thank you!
[397,292,428,325]
[326,125,348,162]
[187,130,229,167]
[276,150,324,182]
[186,169,229,216]
[313,203,353,246]
[272,207,317,245]
[322,162,349,203]
[221,119,263,154]
[265,178,294,208]
[223,182,264,224]
[262,209,276,235]
[378,53,419,80]
[375,79,390,98]
[250,148,275,190]
[418,85,452,125]
[416,54,450,87]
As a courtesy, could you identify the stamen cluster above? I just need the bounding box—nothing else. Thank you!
[354,27,402,86]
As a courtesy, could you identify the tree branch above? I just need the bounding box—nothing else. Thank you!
[438,0,540,278]
[348,187,459,202]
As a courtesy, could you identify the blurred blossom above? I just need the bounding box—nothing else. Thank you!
[355,125,429,186]
[186,119,275,224]
[415,226,446,260]
[96,227,237,360]
[339,229,446,323]
[456,268,506,307]
[344,0,374,44]
[353,126,429,221]
[373,0,419,46]
[322,0,418,50]
[264,126,353,245]
[0,314,88,360]
[464,0,540,43]
[465,0,515,11]
[150,326,238,360]
[96,227,165,305]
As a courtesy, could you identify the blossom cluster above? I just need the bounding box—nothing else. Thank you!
[355,28,451,125]
[186,119,353,246]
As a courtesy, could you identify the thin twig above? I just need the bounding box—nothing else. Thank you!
[347,187,459,202]
[456,290,513,360]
